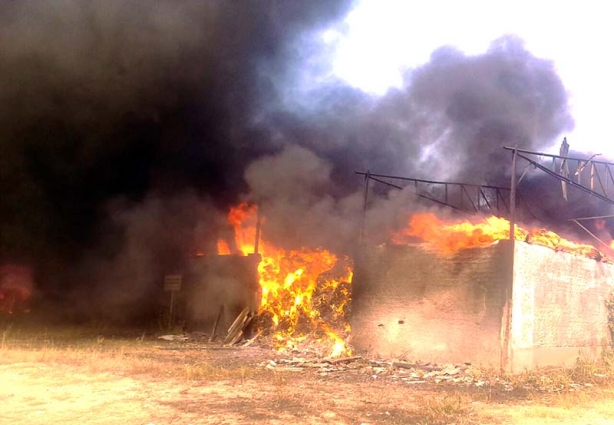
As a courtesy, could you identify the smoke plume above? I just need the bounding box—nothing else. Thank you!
[2,1,599,322]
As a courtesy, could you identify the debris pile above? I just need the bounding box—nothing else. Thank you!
[260,357,491,385]
[260,356,612,393]
[154,337,613,393]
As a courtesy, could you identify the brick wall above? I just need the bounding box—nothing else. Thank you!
[351,240,614,370]
[510,243,613,369]
[350,242,512,365]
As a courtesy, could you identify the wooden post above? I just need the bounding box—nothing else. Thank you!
[209,305,224,342]
[168,290,175,330]
[163,275,182,330]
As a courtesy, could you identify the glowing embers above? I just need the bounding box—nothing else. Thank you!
[393,212,608,261]
[221,203,353,357]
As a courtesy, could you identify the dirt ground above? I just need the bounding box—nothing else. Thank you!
[2,324,614,425]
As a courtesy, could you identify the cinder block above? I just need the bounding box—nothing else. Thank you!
[351,240,613,370]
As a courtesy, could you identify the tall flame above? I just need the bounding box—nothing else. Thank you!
[225,203,353,357]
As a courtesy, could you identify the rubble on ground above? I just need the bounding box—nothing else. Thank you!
[155,335,612,393]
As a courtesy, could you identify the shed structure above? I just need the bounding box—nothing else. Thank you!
[350,240,613,371]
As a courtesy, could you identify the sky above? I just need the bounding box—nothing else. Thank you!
[321,0,614,155]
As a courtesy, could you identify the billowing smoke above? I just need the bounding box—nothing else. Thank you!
[263,35,574,186]
[404,37,574,184]
[1,1,599,322]
[72,193,224,323]
[0,0,353,311]
[244,35,582,251]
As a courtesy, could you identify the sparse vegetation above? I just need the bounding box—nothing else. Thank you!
[2,321,614,424]
[606,293,614,342]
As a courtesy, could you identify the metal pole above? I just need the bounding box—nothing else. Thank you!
[509,147,518,240]
[502,146,518,372]
[358,171,370,247]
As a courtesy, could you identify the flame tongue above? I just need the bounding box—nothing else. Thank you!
[392,213,527,253]
[226,203,353,357]
[216,239,231,255]
[393,212,608,261]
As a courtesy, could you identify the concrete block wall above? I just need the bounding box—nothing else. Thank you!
[350,242,512,365]
[351,240,614,370]
[510,243,613,370]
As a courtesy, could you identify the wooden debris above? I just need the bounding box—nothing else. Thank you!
[261,357,511,387]
[209,305,223,343]
[392,361,437,371]
[326,355,362,365]
[270,366,304,372]
[158,334,188,342]
[223,307,252,345]
[242,330,262,347]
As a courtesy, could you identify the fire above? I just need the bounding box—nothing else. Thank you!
[216,239,231,255]
[393,212,606,261]
[224,203,353,357]
[228,203,258,255]
[392,213,526,253]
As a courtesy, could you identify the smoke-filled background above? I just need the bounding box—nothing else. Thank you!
[2,0,607,323]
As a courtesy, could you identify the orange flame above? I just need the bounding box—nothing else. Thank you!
[216,239,231,255]
[226,203,353,357]
[392,213,525,253]
[393,212,606,261]
[228,203,258,255]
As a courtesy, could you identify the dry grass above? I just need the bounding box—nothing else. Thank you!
[419,393,474,425]
[0,322,254,382]
[2,322,614,424]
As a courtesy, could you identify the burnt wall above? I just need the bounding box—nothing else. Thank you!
[350,241,513,365]
[510,243,614,369]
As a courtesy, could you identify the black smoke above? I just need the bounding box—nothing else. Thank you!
[262,36,574,186]
[1,2,599,322]
[0,0,353,295]
[245,35,584,249]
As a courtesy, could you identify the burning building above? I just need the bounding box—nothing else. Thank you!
[350,153,614,371]
[5,1,613,372]
[173,203,353,357]
[167,141,614,371]
[352,221,614,371]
